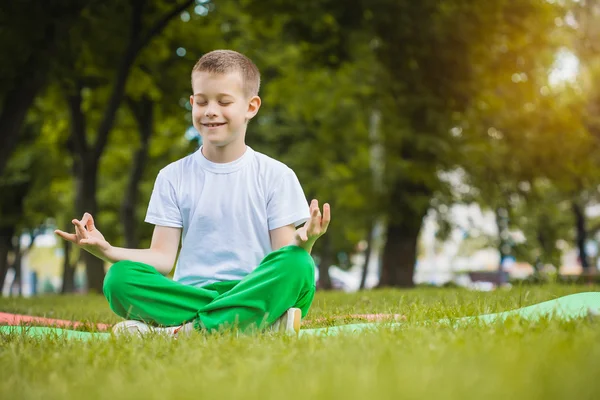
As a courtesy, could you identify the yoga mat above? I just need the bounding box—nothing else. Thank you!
[0,312,111,331]
[0,325,111,340]
[2,292,599,340]
[298,292,600,337]
[0,312,403,331]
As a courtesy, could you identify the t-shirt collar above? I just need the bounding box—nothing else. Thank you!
[195,145,254,174]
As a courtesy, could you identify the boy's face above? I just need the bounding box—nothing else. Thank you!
[190,71,261,150]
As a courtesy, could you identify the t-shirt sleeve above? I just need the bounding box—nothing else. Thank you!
[144,169,183,228]
[267,168,310,230]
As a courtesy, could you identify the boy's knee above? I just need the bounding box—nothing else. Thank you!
[278,246,315,281]
[103,261,133,297]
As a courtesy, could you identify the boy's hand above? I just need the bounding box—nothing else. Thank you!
[54,213,113,261]
[293,199,331,252]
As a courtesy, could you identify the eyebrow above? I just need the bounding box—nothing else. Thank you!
[193,93,235,97]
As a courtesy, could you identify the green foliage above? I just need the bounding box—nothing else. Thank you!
[453,0,587,266]
[0,98,72,232]
[5,0,600,286]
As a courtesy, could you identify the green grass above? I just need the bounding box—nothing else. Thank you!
[2,284,600,399]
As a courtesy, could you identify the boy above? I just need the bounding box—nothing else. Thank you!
[55,50,330,336]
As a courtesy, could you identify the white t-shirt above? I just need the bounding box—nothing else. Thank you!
[145,146,310,287]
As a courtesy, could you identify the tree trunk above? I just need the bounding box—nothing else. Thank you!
[122,96,154,248]
[0,242,9,292]
[0,228,14,293]
[379,224,420,287]
[359,221,375,290]
[495,207,511,270]
[534,225,546,273]
[61,240,76,294]
[379,180,430,287]
[572,202,589,270]
[9,238,22,296]
[317,234,333,290]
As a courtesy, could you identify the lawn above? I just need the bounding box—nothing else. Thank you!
[2,284,600,400]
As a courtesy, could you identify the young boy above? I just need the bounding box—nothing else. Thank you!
[55,50,330,336]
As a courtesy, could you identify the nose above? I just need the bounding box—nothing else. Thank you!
[204,104,217,118]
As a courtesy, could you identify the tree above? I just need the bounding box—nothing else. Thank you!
[456,0,565,268]
[57,0,195,292]
[0,106,71,292]
[116,4,229,247]
[241,0,564,286]
[562,0,600,271]
[0,0,91,177]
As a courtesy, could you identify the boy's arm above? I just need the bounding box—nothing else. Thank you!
[270,224,296,251]
[105,225,181,275]
[55,213,181,275]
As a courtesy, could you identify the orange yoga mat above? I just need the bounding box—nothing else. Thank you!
[0,312,111,331]
[0,311,403,330]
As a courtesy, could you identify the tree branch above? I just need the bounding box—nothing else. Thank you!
[122,95,154,248]
[138,0,196,52]
[126,95,154,142]
[92,0,145,161]
[92,0,194,161]
[65,80,89,157]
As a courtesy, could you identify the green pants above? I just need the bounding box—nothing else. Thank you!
[102,245,316,333]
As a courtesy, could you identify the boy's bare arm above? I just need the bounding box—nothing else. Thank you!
[106,226,181,274]
[55,213,181,275]
[270,224,296,251]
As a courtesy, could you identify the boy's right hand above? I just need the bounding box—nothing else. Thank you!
[55,213,112,261]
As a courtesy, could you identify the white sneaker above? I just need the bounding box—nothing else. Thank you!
[112,320,195,338]
[270,308,302,335]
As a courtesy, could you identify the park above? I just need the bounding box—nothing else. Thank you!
[2,0,600,399]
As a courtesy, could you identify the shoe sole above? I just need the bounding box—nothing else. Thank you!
[287,308,301,335]
[293,308,301,334]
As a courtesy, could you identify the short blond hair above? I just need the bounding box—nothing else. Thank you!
[191,50,261,97]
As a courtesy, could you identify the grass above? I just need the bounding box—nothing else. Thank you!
[2,284,600,399]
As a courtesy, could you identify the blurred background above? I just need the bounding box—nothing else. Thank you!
[1,0,600,296]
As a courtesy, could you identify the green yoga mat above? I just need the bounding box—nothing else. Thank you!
[299,292,600,337]
[2,292,599,340]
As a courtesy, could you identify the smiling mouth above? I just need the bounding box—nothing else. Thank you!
[202,122,227,127]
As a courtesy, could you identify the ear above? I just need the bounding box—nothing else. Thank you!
[245,96,261,120]
[189,95,194,107]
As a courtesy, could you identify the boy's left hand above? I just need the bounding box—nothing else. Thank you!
[294,199,331,252]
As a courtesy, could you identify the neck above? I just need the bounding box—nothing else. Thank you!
[201,141,247,163]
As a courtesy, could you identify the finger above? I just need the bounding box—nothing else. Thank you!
[321,203,331,231]
[312,199,321,216]
[83,212,96,231]
[54,229,77,243]
[72,219,88,239]
[312,205,320,218]
[308,204,321,232]
[80,213,90,227]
